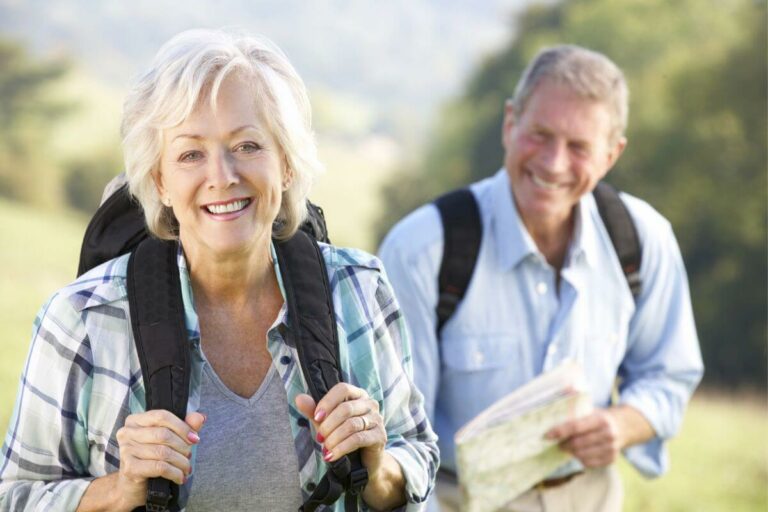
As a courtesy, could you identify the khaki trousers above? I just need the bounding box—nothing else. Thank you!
[435,466,624,512]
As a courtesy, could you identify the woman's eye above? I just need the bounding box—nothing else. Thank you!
[179,150,203,163]
[234,142,261,153]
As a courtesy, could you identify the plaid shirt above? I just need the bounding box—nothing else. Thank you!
[0,243,438,511]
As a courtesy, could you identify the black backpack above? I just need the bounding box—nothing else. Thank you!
[78,183,367,512]
[434,181,642,336]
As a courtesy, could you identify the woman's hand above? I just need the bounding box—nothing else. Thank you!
[296,384,406,510]
[112,410,205,510]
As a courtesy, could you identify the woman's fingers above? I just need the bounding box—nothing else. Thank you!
[121,439,193,474]
[119,452,188,485]
[322,411,383,461]
[118,424,197,455]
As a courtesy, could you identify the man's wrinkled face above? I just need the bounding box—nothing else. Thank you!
[502,81,625,228]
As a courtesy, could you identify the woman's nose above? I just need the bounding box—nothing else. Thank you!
[207,151,239,189]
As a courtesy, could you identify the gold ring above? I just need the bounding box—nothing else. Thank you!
[361,415,369,431]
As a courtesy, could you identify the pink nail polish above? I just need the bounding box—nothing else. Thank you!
[314,409,326,422]
[316,432,325,443]
[323,450,333,462]
[188,431,200,443]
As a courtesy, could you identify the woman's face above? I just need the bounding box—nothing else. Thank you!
[155,74,288,260]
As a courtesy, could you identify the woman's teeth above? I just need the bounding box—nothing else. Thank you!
[206,199,250,214]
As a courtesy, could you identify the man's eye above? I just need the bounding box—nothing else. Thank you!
[234,142,261,153]
[179,151,203,163]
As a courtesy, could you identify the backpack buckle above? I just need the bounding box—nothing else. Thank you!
[347,467,369,494]
[437,292,461,319]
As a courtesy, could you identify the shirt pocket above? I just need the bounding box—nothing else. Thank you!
[441,333,519,372]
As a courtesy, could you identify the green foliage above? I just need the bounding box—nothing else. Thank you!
[376,0,767,388]
[0,38,73,206]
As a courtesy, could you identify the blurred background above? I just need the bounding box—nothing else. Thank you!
[0,0,765,510]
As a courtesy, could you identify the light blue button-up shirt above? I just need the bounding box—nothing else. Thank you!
[379,169,703,485]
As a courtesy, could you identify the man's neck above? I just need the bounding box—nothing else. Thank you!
[522,210,575,271]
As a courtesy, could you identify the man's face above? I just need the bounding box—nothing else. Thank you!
[502,80,626,228]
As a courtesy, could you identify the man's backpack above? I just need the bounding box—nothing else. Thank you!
[77,183,367,512]
[433,181,642,336]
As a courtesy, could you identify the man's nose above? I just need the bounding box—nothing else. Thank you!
[539,140,569,175]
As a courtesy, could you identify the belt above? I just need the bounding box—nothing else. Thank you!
[534,471,583,490]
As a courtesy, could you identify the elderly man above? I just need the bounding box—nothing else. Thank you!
[379,45,703,511]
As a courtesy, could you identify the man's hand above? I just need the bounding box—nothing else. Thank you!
[545,405,655,468]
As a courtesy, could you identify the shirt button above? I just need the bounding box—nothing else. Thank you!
[547,344,557,356]
[536,282,548,295]
[306,482,316,492]
[280,355,292,365]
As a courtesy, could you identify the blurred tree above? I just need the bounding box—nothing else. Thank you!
[0,38,71,206]
[63,149,123,214]
[376,0,767,388]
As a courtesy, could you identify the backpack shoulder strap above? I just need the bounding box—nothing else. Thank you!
[434,188,483,336]
[127,238,189,512]
[274,232,367,512]
[592,181,643,300]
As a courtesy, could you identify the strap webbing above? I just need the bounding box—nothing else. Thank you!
[592,182,643,299]
[275,232,368,512]
[434,189,483,336]
[128,239,189,512]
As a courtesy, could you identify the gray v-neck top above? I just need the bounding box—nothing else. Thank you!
[184,356,303,511]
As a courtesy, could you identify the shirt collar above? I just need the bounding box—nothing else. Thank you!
[568,194,598,269]
[490,169,540,271]
[490,169,599,271]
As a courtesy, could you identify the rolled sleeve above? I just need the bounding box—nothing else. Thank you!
[0,478,93,512]
[0,294,94,510]
[371,272,439,508]
[618,210,704,476]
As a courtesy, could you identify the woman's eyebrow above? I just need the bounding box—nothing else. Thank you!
[170,125,262,144]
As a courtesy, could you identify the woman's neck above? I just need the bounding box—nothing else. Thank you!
[184,239,278,309]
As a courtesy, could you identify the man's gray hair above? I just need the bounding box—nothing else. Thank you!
[121,28,323,240]
[511,45,629,143]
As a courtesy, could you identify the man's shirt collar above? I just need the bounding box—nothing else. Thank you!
[490,168,597,271]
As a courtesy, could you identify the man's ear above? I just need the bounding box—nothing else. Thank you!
[603,136,628,175]
[501,99,517,150]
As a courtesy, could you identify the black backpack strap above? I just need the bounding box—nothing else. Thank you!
[434,188,483,336]
[127,238,189,512]
[274,231,368,512]
[79,183,149,277]
[593,181,643,299]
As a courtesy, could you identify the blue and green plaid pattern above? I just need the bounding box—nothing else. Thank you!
[0,244,438,511]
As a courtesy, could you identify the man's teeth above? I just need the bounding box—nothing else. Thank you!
[531,174,560,190]
[206,199,250,214]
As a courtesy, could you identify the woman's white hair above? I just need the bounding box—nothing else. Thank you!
[121,28,322,240]
[511,45,629,144]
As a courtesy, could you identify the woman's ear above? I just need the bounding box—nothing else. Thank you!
[282,156,294,191]
[152,169,171,206]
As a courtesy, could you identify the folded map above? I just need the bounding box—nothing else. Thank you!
[454,360,593,512]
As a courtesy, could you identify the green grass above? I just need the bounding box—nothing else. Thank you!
[621,394,768,512]
[0,199,86,431]
[0,199,766,512]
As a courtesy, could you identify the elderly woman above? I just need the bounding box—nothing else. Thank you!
[0,29,438,511]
